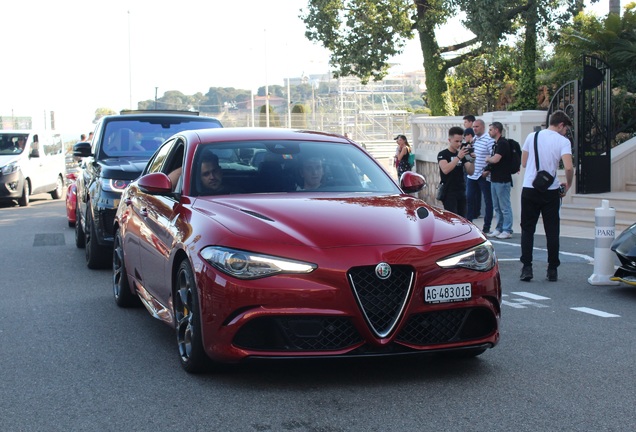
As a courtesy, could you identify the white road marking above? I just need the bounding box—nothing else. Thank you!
[502,300,527,309]
[511,291,550,300]
[502,298,550,308]
[571,307,620,318]
[491,240,594,263]
[511,292,551,300]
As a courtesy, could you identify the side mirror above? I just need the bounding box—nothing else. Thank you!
[400,172,426,193]
[137,172,173,195]
[73,142,92,158]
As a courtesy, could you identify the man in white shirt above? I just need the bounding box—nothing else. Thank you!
[465,119,495,233]
[519,110,574,282]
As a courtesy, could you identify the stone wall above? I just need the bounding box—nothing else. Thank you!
[410,110,549,228]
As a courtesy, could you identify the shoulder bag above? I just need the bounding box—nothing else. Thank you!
[531,131,555,192]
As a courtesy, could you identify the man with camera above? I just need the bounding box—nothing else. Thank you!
[519,110,574,282]
[437,126,474,216]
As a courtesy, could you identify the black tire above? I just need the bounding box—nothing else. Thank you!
[174,260,209,373]
[75,204,85,248]
[113,228,139,307]
[85,209,110,269]
[50,175,64,200]
[18,181,29,207]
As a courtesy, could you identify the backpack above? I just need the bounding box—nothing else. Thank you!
[508,138,522,174]
[408,151,415,166]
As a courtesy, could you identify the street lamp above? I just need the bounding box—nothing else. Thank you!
[154,87,158,110]
[287,77,292,128]
[128,10,132,110]
[264,29,270,128]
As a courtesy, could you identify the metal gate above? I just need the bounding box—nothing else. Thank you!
[547,55,612,194]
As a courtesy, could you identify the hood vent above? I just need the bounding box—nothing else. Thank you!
[241,209,275,222]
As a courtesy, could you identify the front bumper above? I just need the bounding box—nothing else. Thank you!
[196,257,501,363]
[0,171,25,200]
[92,189,122,246]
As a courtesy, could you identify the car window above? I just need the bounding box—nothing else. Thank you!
[100,118,221,158]
[42,134,63,156]
[0,133,28,155]
[146,139,175,174]
[190,140,399,196]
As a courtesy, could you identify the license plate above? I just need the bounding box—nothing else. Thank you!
[424,283,472,304]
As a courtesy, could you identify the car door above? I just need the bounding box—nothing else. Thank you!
[135,139,183,305]
[40,134,64,191]
[24,133,48,193]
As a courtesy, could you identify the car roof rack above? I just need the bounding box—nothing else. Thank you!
[119,109,200,116]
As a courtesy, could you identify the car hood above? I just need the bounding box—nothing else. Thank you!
[99,157,149,180]
[0,154,20,166]
[192,194,475,248]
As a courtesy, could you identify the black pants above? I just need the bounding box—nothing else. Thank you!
[520,187,561,268]
[443,189,467,217]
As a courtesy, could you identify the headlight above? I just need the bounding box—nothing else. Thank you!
[1,161,19,175]
[436,241,496,272]
[100,178,131,193]
[201,246,317,279]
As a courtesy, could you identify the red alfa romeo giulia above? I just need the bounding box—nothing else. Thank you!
[113,128,501,373]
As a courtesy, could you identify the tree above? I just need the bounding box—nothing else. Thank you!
[291,104,308,128]
[259,104,281,127]
[302,0,584,115]
[93,108,116,123]
[549,3,636,140]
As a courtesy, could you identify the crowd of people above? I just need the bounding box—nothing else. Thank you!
[394,110,574,282]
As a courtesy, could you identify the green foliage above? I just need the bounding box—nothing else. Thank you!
[511,2,539,110]
[93,108,116,123]
[547,3,636,137]
[291,104,308,129]
[138,87,251,113]
[303,0,414,83]
[446,46,519,115]
[259,104,281,127]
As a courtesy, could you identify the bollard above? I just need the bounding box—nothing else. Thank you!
[588,200,620,286]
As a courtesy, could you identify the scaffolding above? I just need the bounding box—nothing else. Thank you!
[325,77,410,141]
[215,75,413,143]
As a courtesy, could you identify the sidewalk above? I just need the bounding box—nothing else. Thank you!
[472,216,595,240]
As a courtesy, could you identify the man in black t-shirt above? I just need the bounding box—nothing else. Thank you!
[437,126,474,217]
[484,122,513,239]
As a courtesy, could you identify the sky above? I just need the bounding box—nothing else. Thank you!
[1,0,611,134]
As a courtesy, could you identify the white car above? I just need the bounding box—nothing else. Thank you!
[0,130,65,206]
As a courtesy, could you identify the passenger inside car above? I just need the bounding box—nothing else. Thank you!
[297,155,324,190]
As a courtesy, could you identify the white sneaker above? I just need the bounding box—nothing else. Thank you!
[487,230,501,238]
[496,232,512,239]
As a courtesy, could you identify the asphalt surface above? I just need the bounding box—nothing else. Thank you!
[1,195,634,432]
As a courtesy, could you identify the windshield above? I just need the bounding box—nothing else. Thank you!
[190,140,399,196]
[100,117,221,158]
[0,133,29,155]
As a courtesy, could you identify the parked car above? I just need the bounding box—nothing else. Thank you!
[73,110,222,269]
[113,127,501,373]
[0,130,65,206]
[610,222,636,286]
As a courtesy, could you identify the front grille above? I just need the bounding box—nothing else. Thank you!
[100,210,116,237]
[348,265,413,338]
[233,316,362,351]
[396,308,497,345]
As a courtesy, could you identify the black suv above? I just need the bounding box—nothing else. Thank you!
[73,111,222,268]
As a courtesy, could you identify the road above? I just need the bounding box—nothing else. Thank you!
[1,196,635,432]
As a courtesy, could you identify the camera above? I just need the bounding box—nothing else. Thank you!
[559,184,566,195]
